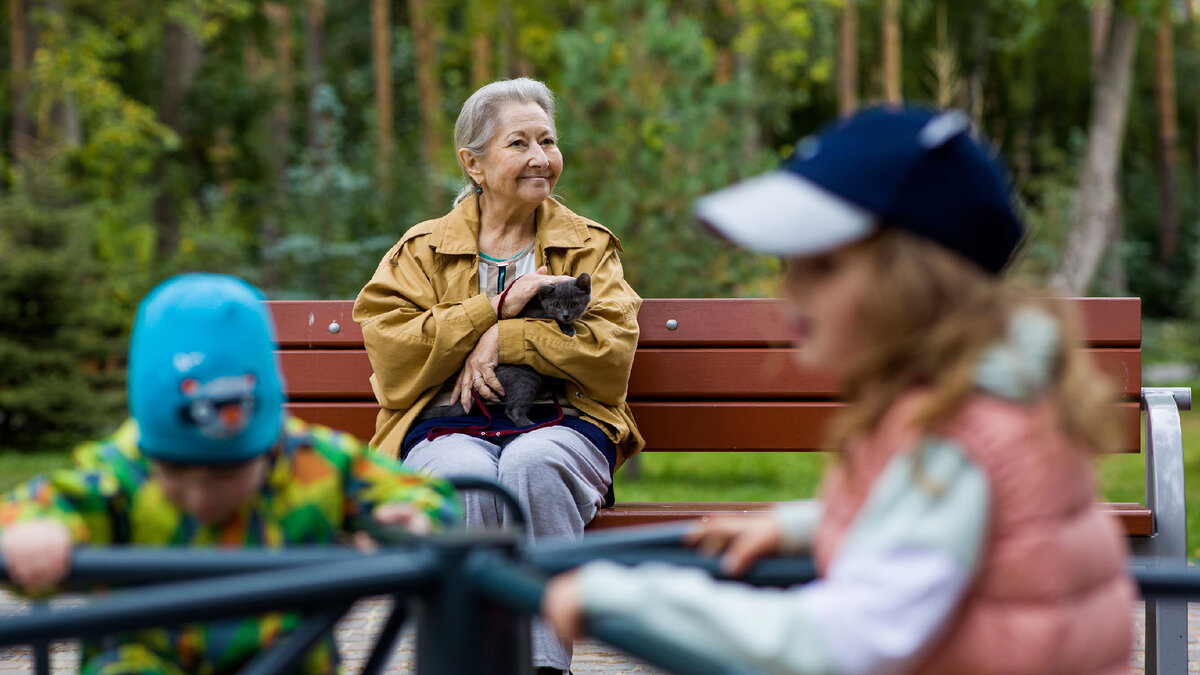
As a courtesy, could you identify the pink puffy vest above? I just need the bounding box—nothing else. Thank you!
[814,392,1135,675]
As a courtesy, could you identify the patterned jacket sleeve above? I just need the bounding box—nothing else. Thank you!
[0,422,141,547]
[305,423,461,530]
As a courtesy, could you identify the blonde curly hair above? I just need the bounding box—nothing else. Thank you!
[822,228,1118,457]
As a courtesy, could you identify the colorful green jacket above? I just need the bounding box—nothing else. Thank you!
[0,416,460,674]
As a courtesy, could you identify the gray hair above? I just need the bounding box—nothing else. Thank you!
[453,78,557,205]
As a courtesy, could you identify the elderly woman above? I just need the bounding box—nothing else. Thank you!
[353,78,643,673]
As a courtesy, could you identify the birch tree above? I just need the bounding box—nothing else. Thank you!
[1052,10,1139,295]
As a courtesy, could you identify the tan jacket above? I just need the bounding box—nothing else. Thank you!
[353,195,645,467]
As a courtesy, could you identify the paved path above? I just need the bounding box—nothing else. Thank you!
[1,592,1196,673]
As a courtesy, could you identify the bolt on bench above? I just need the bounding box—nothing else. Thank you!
[269,296,1189,674]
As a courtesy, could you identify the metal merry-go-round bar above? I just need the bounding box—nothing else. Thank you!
[1,478,1199,674]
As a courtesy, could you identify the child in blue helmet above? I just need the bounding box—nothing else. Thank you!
[542,108,1133,674]
[1,274,460,675]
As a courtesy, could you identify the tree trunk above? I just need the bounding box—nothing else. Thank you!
[305,0,325,155]
[882,0,902,104]
[1100,201,1128,294]
[260,2,294,289]
[154,20,203,262]
[838,0,858,116]
[42,0,80,148]
[468,0,494,89]
[1154,5,1179,265]
[965,0,988,126]
[499,0,519,77]
[265,1,295,166]
[10,0,34,164]
[373,0,395,184]
[408,0,444,209]
[1091,0,1112,77]
[1013,118,1032,188]
[1051,11,1139,295]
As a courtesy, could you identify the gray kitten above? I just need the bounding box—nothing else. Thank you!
[420,273,591,427]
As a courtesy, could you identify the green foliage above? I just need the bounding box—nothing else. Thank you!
[0,164,128,451]
[3,0,1200,459]
[553,0,784,297]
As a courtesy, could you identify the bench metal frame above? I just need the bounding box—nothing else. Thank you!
[1135,386,1191,674]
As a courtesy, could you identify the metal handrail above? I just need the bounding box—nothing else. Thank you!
[447,475,528,529]
[465,550,755,675]
[0,549,439,645]
[62,547,371,586]
[3,532,1200,674]
[240,605,350,675]
[527,547,817,587]
[359,596,409,675]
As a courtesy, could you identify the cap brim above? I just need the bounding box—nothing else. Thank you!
[694,171,877,257]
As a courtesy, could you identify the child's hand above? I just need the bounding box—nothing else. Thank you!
[0,519,73,592]
[352,503,434,552]
[684,513,784,577]
[542,570,587,641]
[373,502,433,535]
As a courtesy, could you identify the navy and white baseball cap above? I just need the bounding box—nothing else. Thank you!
[695,106,1024,274]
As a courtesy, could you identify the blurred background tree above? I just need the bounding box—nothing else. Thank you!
[2,0,1199,449]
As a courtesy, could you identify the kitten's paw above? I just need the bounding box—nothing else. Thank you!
[558,323,577,336]
[510,413,535,427]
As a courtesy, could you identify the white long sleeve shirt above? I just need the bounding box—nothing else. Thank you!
[578,439,989,675]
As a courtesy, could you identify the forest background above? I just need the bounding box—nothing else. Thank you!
[1,0,1199,454]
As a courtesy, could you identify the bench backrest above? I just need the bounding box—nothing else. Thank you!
[268,297,1142,454]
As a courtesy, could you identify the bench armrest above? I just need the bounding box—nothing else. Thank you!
[1136,388,1191,675]
[1136,387,1189,560]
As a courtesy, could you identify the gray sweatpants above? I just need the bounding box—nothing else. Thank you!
[405,425,611,670]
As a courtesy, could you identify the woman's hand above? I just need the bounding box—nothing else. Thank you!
[492,266,576,319]
[0,519,73,592]
[454,324,503,410]
[542,570,588,641]
[684,513,784,577]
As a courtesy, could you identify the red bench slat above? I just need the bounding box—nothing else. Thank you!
[635,297,1141,347]
[279,348,1141,401]
[587,501,1154,536]
[286,400,1143,453]
[270,297,1142,349]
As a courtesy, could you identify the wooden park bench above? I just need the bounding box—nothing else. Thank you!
[269,296,1188,672]
[268,296,1184,550]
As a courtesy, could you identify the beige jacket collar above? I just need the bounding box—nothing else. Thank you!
[428,194,591,255]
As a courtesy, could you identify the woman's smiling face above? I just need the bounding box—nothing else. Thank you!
[465,101,562,208]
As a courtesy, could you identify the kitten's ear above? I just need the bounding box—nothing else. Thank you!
[538,285,555,299]
[576,273,591,292]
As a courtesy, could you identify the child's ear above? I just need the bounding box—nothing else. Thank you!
[576,273,591,292]
[538,285,555,299]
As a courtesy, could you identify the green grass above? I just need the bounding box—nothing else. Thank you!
[0,448,74,492]
[617,452,829,503]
